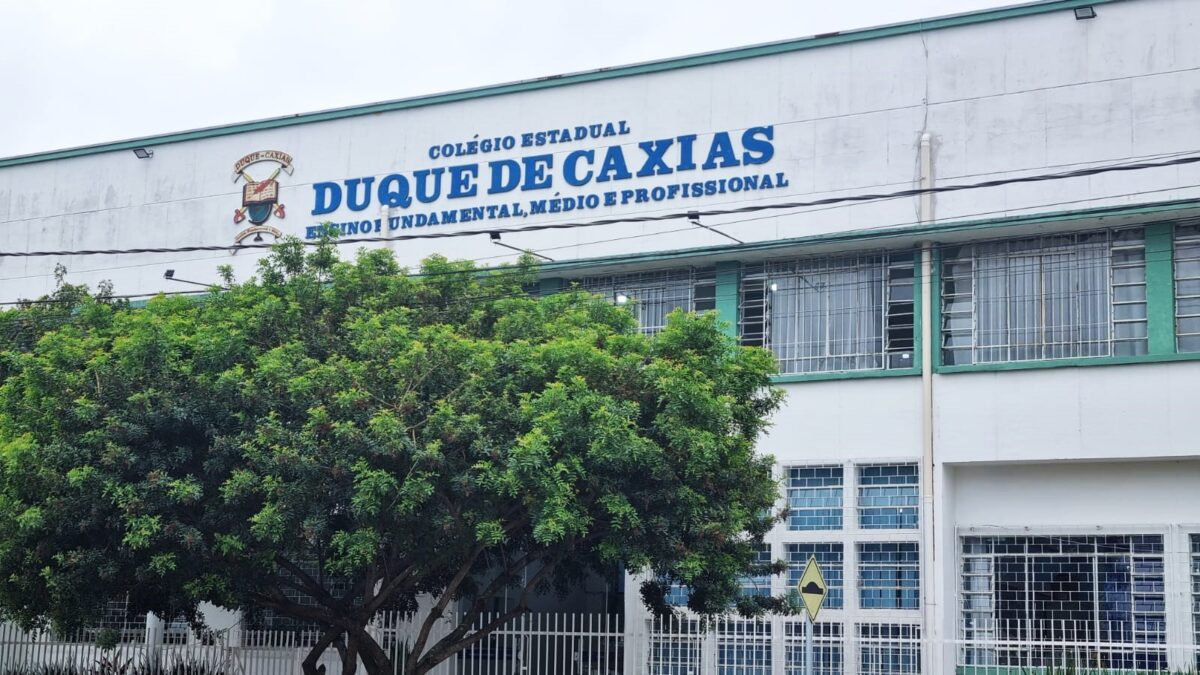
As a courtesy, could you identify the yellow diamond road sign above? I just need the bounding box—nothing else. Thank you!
[797,555,828,621]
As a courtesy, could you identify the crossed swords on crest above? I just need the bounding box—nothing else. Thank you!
[233,165,287,224]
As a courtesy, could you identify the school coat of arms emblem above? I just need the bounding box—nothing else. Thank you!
[232,150,293,243]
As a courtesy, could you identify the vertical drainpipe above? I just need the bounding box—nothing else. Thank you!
[918,132,940,675]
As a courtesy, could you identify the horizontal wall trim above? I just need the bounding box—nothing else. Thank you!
[0,0,1123,168]
[772,367,920,384]
[936,351,1200,374]
[543,199,1200,277]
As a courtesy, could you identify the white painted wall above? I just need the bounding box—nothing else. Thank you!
[4,0,1200,303]
[934,360,1200,463]
[761,378,924,465]
[951,459,1200,530]
[7,0,1200,660]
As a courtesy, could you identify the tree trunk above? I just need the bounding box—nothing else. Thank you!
[340,632,359,675]
[302,627,344,675]
[352,627,392,675]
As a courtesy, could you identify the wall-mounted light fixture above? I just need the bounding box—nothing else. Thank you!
[615,293,629,305]
[686,210,743,244]
[488,232,554,261]
[1074,6,1097,20]
[132,148,154,159]
[163,269,222,289]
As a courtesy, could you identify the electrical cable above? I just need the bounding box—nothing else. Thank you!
[3,153,1200,259]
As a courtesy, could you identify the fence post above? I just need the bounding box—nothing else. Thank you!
[144,613,164,672]
[701,620,718,675]
[770,615,786,675]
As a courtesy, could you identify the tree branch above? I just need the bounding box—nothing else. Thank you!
[417,554,562,672]
[275,555,343,610]
[246,590,341,626]
[406,546,483,668]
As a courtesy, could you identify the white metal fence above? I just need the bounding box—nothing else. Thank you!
[6,613,1200,674]
[0,612,624,675]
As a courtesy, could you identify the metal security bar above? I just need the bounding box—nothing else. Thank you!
[739,253,915,374]
[1176,223,1200,353]
[1192,535,1200,666]
[784,621,844,675]
[959,534,1168,672]
[857,464,919,530]
[579,268,715,334]
[858,543,921,610]
[785,465,844,531]
[786,543,845,610]
[940,228,1148,365]
[858,623,921,675]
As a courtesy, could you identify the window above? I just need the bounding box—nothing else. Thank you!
[858,543,920,610]
[664,584,691,607]
[740,543,773,598]
[787,466,843,530]
[579,268,715,334]
[245,558,352,639]
[739,252,915,374]
[718,622,772,675]
[959,535,1166,671]
[858,464,918,530]
[67,596,148,644]
[786,622,844,675]
[858,624,921,675]
[787,543,844,610]
[941,228,1147,365]
[1176,224,1200,352]
[649,620,705,675]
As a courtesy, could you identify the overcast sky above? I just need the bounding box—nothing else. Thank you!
[1,0,1015,159]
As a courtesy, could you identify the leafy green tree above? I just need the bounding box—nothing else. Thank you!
[0,239,784,675]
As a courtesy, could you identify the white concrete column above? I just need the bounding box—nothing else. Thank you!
[621,571,646,675]
[1165,525,1194,671]
[144,612,164,668]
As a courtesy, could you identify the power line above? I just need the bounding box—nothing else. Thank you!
[4,177,1192,289]
[1,209,1192,309]
[4,153,1200,259]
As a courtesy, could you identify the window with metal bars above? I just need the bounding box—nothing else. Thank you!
[940,228,1147,365]
[740,543,774,598]
[738,253,915,374]
[785,621,844,675]
[649,631,704,675]
[245,558,353,638]
[787,543,844,610]
[718,622,773,675]
[959,534,1167,671]
[664,543,772,607]
[858,543,920,609]
[1176,224,1200,352]
[64,596,148,644]
[786,465,844,531]
[578,268,715,334]
[857,464,919,530]
[857,623,921,675]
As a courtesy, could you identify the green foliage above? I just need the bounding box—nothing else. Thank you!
[0,237,784,671]
[0,654,235,675]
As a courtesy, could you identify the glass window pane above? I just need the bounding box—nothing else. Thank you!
[787,466,843,530]
[859,542,920,609]
[941,228,1146,365]
[745,253,911,375]
[858,464,919,529]
[787,543,844,609]
[958,534,1167,671]
[581,268,714,334]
